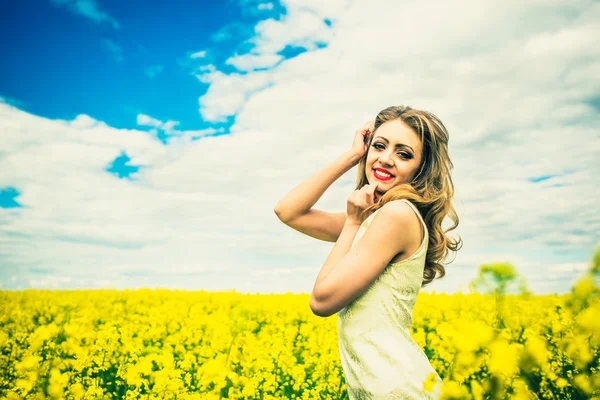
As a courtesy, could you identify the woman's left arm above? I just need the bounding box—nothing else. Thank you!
[309,201,414,317]
[311,219,361,290]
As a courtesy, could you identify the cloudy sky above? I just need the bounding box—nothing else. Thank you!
[1,0,598,295]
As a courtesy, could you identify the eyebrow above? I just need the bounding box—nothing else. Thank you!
[374,136,414,152]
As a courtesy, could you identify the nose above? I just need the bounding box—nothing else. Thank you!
[378,150,394,168]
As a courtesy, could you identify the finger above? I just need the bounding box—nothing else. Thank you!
[367,183,378,194]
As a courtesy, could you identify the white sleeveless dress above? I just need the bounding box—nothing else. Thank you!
[338,199,443,399]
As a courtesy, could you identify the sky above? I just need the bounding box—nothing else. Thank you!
[1,0,599,295]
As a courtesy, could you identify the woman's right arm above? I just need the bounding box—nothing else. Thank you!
[274,151,363,242]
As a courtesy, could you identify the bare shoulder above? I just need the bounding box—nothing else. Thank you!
[377,199,416,220]
[374,200,423,244]
[351,199,423,267]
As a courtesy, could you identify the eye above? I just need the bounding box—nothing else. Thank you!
[372,143,413,159]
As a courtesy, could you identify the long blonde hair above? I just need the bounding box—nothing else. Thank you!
[356,105,463,287]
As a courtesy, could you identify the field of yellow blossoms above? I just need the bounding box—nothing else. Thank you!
[1,269,598,399]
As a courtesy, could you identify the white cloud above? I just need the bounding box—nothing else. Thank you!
[250,9,332,54]
[257,3,274,11]
[3,0,600,294]
[136,113,223,144]
[195,0,600,293]
[225,53,283,71]
[190,50,207,59]
[548,262,591,273]
[194,64,217,74]
[144,64,164,79]
[197,71,272,122]
[137,114,178,130]
[51,0,120,29]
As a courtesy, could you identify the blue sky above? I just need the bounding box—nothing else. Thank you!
[1,0,599,294]
[1,0,281,137]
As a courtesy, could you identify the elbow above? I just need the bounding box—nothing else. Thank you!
[274,205,298,224]
[273,204,288,222]
[310,292,332,317]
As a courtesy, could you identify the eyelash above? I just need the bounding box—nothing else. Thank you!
[372,143,412,159]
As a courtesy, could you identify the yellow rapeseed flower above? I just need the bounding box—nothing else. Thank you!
[422,372,439,393]
[0,289,598,399]
[486,339,520,379]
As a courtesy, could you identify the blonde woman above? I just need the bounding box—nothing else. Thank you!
[274,105,462,399]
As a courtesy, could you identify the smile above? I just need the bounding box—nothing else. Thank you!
[373,169,394,181]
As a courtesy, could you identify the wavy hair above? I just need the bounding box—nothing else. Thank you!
[356,105,463,287]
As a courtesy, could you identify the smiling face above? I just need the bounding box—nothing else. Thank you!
[365,119,423,202]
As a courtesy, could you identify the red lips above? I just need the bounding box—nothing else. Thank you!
[373,168,394,181]
[374,167,394,176]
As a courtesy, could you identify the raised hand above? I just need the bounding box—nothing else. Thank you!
[349,120,375,160]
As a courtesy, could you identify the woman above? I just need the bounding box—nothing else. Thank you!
[274,105,462,399]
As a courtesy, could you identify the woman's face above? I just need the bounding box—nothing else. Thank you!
[365,119,423,202]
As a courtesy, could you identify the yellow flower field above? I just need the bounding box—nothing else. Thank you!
[1,275,598,399]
